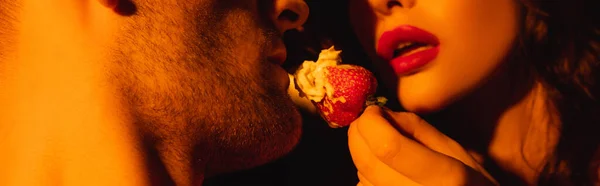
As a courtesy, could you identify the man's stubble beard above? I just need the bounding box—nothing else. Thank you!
[106,2,302,178]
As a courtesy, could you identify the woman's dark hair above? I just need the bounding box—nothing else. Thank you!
[520,0,600,185]
[288,0,600,185]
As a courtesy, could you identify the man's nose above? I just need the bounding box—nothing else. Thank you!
[270,0,309,34]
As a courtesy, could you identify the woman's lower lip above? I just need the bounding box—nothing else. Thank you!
[389,46,439,75]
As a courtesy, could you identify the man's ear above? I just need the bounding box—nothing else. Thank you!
[98,0,118,9]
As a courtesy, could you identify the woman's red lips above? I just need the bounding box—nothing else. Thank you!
[377,25,440,75]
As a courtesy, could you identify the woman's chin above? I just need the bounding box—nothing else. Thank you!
[401,102,444,115]
[398,91,456,115]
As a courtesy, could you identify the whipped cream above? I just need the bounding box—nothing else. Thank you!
[293,46,342,102]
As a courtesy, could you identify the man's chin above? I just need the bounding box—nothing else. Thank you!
[247,111,303,168]
[206,106,303,177]
[206,136,301,178]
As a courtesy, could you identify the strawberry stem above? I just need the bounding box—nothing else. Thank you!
[365,96,388,107]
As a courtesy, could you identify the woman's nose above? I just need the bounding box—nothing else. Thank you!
[370,0,414,15]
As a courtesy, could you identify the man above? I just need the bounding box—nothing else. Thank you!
[0,0,308,185]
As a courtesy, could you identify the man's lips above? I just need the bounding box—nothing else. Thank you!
[267,48,291,92]
[376,25,440,75]
[268,39,288,65]
[268,51,287,65]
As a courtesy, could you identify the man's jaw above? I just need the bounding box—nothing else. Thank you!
[141,139,195,186]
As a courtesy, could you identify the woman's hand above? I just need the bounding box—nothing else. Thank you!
[348,106,498,186]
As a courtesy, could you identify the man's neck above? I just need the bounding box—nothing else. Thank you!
[0,1,151,185]
[0,49,151,186]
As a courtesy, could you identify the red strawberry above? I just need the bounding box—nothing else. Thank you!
[292,47,387,128]
[313,65,386,128]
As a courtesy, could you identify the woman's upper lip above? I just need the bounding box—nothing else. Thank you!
[376,25,440,60]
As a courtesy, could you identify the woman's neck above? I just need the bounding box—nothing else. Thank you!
[427,64,560,185]
[486,82,559,184]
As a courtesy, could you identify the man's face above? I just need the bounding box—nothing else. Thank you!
[106,0,308,175]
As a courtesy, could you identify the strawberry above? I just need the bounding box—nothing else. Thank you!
[292,46,387,128]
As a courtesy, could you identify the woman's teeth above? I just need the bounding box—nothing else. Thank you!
[403,45,433,56]
[396,42,414,50]
[393,42,431,58]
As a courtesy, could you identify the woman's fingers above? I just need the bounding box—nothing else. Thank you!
[352,106,474,185]
[349,122,420,186]
[382,111,482,169]
[382,110,497,182]
[357,172,374,186]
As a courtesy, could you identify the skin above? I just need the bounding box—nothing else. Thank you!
[347,0,565,185]
[349,107,499,186]
[348,0,520,114]
[0,0,308,185]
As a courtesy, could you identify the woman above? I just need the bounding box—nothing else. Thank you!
[300,0,600,185]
